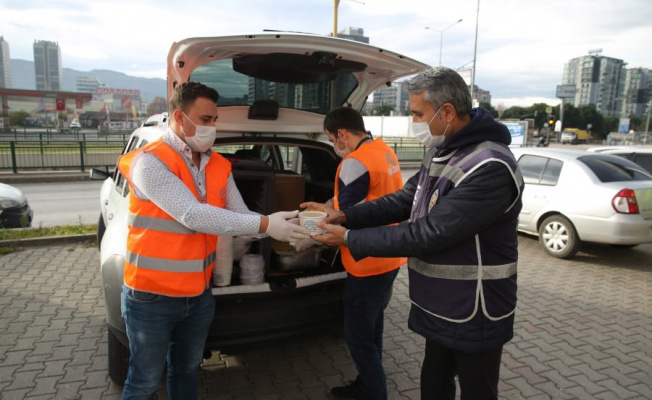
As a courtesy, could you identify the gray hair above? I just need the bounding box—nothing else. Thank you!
[406,67,472,117]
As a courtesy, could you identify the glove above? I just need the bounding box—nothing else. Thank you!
[292,237,319,252]
[266,210,311,243]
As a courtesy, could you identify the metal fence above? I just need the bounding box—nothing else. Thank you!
[0,132,427,173]
[0,131,129,173]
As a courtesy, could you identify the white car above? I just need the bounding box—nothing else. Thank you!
[89,32,427,383]
[511,147,652,258]
[586,145,652,174]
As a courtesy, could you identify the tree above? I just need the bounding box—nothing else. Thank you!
[371,105,395,116]
[147,97,168,116]
[9,111,31,126]
[479,102,498,118]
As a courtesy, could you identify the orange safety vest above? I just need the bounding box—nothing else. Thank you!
[334,138,406,277]
[117,138,231,296]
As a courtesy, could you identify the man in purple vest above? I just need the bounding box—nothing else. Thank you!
[304,66,523,399]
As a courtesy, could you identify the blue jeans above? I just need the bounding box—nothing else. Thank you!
[120,286,215,400]
[343,268,399,400]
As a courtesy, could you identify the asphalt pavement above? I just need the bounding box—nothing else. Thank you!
[0,236,650,399]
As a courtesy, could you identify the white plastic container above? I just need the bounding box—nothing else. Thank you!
[239,254,265,285]
[213,236,234,287]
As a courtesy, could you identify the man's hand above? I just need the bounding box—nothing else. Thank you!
[310,221,348,247]
[265,210,310,243]
[300,201,347,225]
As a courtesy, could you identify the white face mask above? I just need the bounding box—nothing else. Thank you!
[181,112,216,153]
[333,136,351,158]
[410,106,450,148]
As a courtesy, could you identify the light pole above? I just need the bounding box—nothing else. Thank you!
[333,0,364,38]
[425,19,463,66]
[470,0,480,103]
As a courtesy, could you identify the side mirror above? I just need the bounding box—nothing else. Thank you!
[90,166,111,180]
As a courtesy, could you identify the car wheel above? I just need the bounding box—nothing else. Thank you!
[97,214,106,250]
[107,327,130,384]
[538,215,580,259]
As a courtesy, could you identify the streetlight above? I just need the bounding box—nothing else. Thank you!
[425,18,463,66]
[470,0,480,103]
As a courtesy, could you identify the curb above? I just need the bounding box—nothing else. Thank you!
[0,234,96,248]
[0,173,91,184]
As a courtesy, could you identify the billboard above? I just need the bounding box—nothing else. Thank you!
[502,121,528,148]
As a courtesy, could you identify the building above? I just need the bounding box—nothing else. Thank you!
[372,81,409,114]
[76,75,102,94]
[620,68,650,119]
[562,49,626,117]
[33,40,63,91]
[336,27,369,44]
[0,36,12,88]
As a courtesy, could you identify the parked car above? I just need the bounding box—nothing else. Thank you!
[510,147,652,258]
[0,183,33,228]
[586,146,652,174]
[69,120,81,133]
[89,32,428,384]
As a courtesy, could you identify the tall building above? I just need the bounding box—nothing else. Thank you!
[33,40,63,91]
[337,27,369,44]
[372,81,409,114]
[76,75,102,94]
[562,50,626,117]
[620,68,650,119]
[0,36,12,88]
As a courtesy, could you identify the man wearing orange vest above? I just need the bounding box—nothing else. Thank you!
[117,82,309,399]
[316,107,406,400]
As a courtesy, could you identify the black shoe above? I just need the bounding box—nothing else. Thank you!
[329,378,369,400]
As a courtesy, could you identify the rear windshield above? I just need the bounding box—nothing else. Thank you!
[578,155,652,182]
[189,59,359,115]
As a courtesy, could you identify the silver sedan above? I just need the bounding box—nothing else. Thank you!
[510,147,652,258]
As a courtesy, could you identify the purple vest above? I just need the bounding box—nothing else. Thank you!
[409,141,523,323]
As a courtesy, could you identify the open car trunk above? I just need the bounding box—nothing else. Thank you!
[210,141,345,296]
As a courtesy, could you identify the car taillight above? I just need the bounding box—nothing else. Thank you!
[612,189,639,214]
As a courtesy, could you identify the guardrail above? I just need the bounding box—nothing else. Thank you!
[0,134,428,173]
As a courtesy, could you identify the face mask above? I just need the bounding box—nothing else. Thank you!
[333,136,351,158]
[410,106,450,148]
[181,112,216,153]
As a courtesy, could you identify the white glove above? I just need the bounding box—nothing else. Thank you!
[293,237,319,252]
[266,210,311,243]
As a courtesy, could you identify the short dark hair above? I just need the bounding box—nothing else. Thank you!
[323,107,366,135]
[168,82,219,114]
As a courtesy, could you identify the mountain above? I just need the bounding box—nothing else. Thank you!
[9,59,167,100]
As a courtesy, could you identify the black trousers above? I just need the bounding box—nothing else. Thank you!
[421,339,503,400]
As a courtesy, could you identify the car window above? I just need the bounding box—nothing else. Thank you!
[115,137,148,196]
[579,155,652,182]
[517,155,546,184]
[189,59,359,115]
[517,155,562,186]
[631,154,652,174]
[539,159,562,185]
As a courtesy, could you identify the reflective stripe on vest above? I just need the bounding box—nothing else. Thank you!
[126,250,216,273]
[128,213,196,235]
[409,258,517,280]
[334,139,406,277]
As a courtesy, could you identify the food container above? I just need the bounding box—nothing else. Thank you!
[272,245,325,272]
[232,237,254,261]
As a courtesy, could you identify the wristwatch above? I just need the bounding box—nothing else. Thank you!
[343,229,350,247]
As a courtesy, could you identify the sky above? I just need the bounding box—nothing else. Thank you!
[2,0,651,108]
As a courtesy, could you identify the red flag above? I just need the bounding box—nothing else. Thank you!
[55,99,65,111]
[76,99,83,109]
